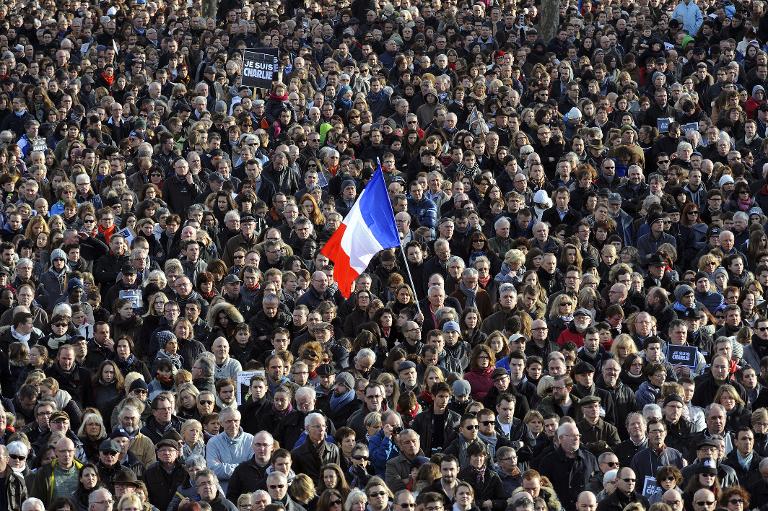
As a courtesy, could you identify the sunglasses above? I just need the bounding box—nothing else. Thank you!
[353,455,369,461]
[9,454,25,460]
[369,492,387,497]
[729,499,744,505]
[464,425,479,430]
[269,485,285,489]
[330,501,342,506]
[696,502,715,507]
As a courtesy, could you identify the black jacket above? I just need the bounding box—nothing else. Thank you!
[290,440,341,485]
[457,466,507,511]
[411,408,461,455]
[144,461,187,511]
[225,457,270,501]
[597,490,649,511]
[537,447,599,511]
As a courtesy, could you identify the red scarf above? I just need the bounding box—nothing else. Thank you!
[98,224,116,243]
[101,72,115,86]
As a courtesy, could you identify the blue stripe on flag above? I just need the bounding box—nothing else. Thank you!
[358,166,400,249]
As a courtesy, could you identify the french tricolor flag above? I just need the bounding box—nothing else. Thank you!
[321,164,400,298]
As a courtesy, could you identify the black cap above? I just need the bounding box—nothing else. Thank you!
[222,274,242,285]
[572,361,596,374]
[647,253,666,266]
[579,395,601,406]
[121,264,137,275]
[240,214,256,223]
[99,439,121,453]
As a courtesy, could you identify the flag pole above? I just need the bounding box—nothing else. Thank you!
[398,239,422,316]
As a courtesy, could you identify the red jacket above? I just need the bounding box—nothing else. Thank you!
[464,366,495,400]
[556,325,586,348]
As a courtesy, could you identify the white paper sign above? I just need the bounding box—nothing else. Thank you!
[236,370,265,405]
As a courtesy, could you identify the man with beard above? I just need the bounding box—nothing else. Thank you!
[538,375,582,420]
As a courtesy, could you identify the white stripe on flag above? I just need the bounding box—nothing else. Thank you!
[340,189,386,274]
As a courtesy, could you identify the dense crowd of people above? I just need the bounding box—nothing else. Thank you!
[5,1,768,511]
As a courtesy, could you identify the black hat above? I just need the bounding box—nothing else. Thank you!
[99,439,121,453]
[398,360,417,372]
[240,214,256,223]
[647,253,665,266]
[129,379,148,392]
[579,395,601,406]
[664,394,685,407]
[121,264,137,275]
[316,364,335,376]
[572,361,596,374]
[112,471,141,487]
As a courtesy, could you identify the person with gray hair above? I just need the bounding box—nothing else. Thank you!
[167,454,224,511]
[451,265,493,318]
[0,444,26,510]
[206,407,254,494]
[291,412,341,485]
[21,498,45,511]
[88,488,114,511]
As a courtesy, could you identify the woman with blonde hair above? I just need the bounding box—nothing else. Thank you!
[714,384,752,433]
[116,493,143,511]
[376,372,400,410]
[610,334,638,366]
[290,473,317,511]
[420,365,445,405]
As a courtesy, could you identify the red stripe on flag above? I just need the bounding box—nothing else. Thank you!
[319,223,359,298]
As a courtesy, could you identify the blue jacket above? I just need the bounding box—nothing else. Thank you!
[368,429,399,477]
[672,1,704,35]
[205,429,255,494]
[408,196,438,229]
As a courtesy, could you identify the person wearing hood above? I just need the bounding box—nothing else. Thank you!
[37,249,69,311]
[532,190,552,223]
[416,88,440,127]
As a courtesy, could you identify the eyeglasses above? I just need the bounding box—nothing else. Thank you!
[330,500,342,506]
[605,462,619,467]
[199,400,213,405]
[269,484,285,489]
[400,504,416,508]
[464,424,479,430]
[729,499,744,505]
[369,492,387,498]
[353,454,370,460]
[622,478,636,483]
[696,502,716,507]
[481,420,495,426]
[9,454,25,460]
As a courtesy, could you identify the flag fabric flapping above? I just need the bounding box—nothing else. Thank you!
[320,165,400,297]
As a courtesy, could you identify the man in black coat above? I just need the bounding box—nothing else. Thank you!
[537,422,599,511]
[724,427,764,488]
[597,467,649,511]
[45,345,92,406]
[226,431,274,501]
[692,354,747,407]
[290,412,341,486]
[411,382,461,456]
[144,438,187,511]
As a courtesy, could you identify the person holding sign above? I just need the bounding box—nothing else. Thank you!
[666,319,707,378]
